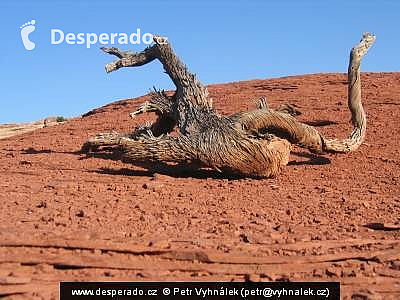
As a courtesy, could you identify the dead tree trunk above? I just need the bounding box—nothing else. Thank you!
[82,33,375,178]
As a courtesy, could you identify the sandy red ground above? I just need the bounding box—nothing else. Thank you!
[0,73,399,300]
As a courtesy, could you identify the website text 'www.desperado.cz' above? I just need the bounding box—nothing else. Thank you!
[51,28,166,48]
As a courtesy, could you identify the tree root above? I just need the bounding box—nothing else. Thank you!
[83,33,375,178]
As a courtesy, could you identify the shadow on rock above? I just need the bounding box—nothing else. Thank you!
[289,151,331,166]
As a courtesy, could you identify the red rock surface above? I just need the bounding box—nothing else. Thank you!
[0,73,399,299]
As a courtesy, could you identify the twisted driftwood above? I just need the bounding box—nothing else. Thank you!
[82,33,375,178]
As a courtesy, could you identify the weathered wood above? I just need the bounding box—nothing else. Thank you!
[323,32,376,152]
[83,33,375,178]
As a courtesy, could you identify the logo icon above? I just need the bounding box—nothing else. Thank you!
[20,20,36,50]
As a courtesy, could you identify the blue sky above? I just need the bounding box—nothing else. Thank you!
[0,0,398,123]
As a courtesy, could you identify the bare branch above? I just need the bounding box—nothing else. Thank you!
[102,46,158,73]
[322,32,376,152]
[100,47,133,59]
[84,33,376,178]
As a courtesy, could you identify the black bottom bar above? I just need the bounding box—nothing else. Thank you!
[60,282,340,300]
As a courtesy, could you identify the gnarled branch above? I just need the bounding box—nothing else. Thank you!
[83,33,375,178]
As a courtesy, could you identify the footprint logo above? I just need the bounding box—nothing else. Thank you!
[20,20,36,50]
